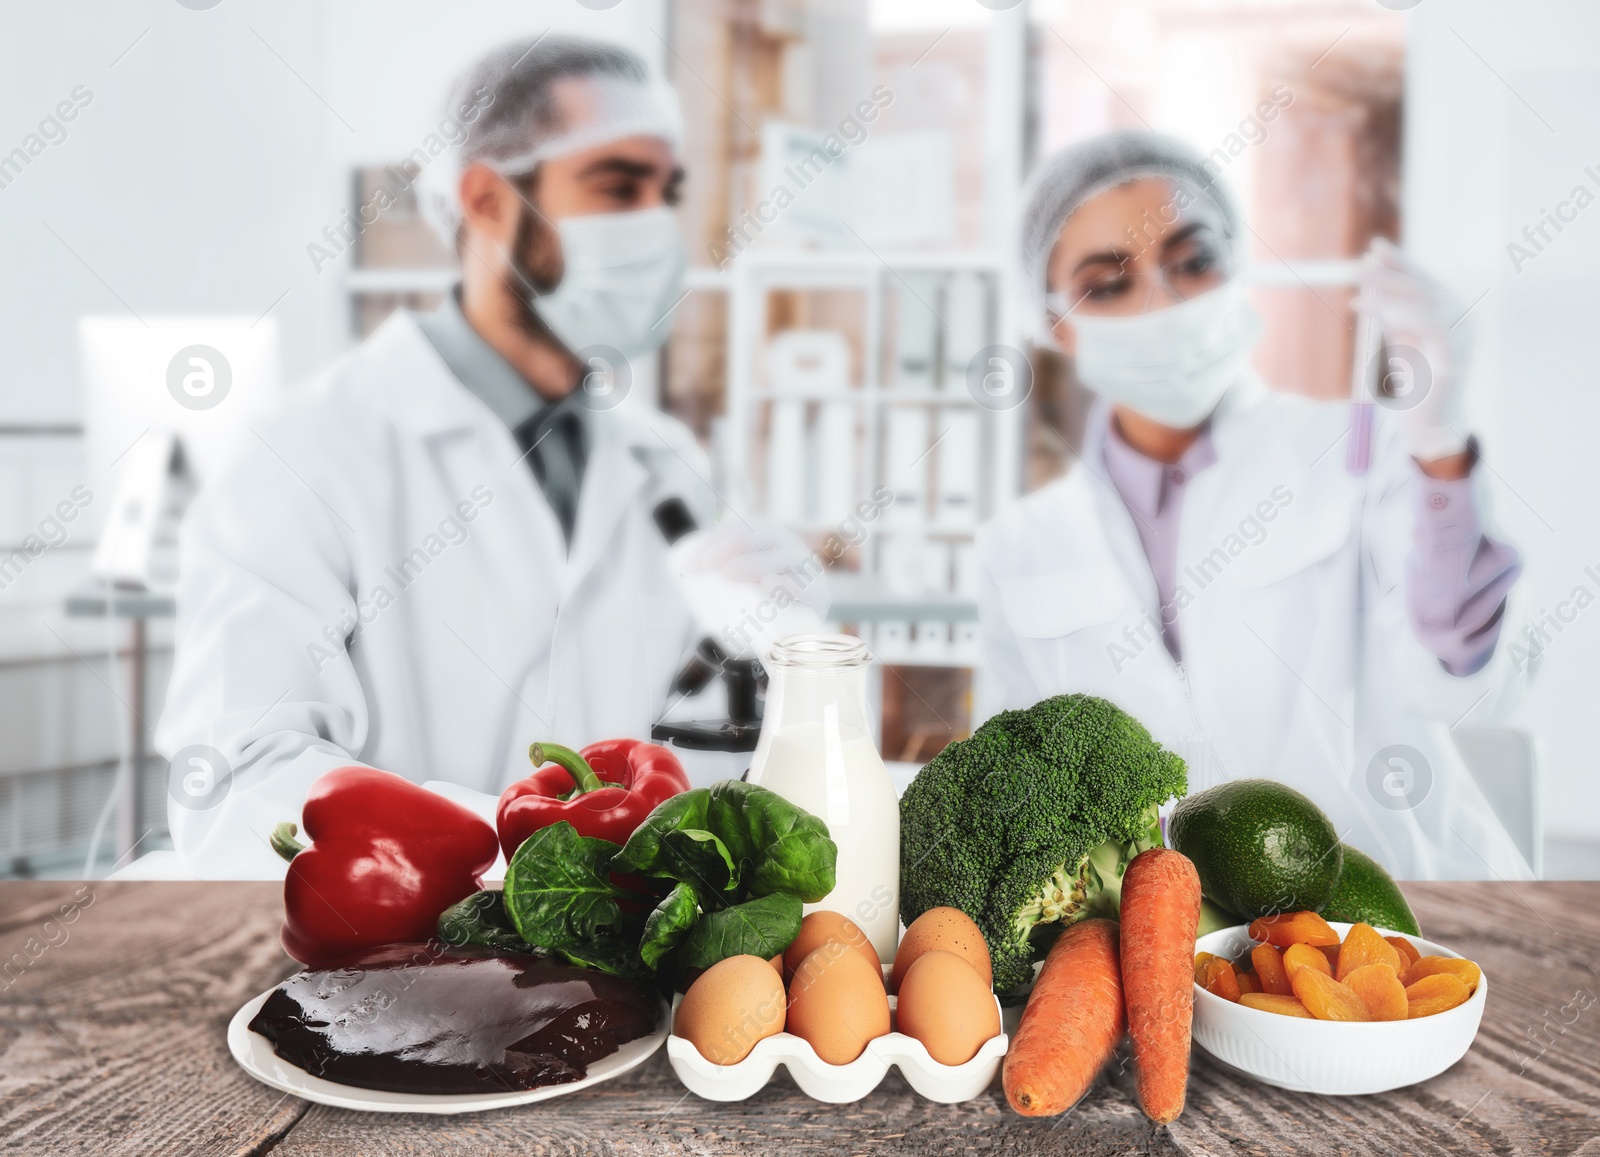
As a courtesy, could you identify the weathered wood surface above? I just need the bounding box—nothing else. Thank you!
[0,881,1595,1155]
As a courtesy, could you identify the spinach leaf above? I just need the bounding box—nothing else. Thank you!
[615,790,741,901]
[436,889,535,953]
[679,892,804,973]
[639,882,700,969]
[614,790,708,872]
[657,829,738,901]
[502,822,636,967]
[508,782,836,980]
[705,779,838,902]
[557,941,653,982]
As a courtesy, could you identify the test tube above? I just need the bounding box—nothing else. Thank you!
[1346,308,1380,477]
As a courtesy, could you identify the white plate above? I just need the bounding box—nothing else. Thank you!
[227,988,670,1114]
[1191,922,1487,1096]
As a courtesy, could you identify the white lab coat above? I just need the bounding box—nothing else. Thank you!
[976,378,1534,881]
[157,311,715,878]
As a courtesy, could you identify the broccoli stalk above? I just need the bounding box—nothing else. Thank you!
[1012,855,1101,940]
[1009,802,1164,952]
[899,696,1186,993]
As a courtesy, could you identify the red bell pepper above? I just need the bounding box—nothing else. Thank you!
[496,739,690,861]
[271,766,500,968]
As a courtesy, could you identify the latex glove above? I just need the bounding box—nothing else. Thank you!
[670,520,830,659]
[1352,238,1473,461]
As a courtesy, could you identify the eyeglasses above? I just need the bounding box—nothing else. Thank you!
[1047,237,1234,319]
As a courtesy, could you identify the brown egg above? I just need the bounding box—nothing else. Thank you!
[782,910,883,987]
[896,950,1001,1065]
[787,943,891,1064]
[673,954,787,1065]
[892,907,992,992]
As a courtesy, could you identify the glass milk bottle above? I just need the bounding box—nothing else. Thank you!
[746,633,899,961]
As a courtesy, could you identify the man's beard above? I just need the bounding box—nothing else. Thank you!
[507,200,567,348]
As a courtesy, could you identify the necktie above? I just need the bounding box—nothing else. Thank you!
[513,403,586,546]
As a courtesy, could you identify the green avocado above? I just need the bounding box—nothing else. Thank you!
[1320,843,1421,936]
[1168,779,1343,919]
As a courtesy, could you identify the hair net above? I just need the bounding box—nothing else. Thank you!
[1018,130,1243,319]
[417,35,683,243]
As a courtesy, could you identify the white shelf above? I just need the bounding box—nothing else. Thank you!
[745,386,988,405]
[719,249,1021,608]
[681,249,1004,289]
[344,267,456,294]
[346,250,1023,298]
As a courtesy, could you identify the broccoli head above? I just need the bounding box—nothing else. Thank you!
[899,693,1186,992]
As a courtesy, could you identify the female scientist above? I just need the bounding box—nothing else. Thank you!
[977,131,1532,880]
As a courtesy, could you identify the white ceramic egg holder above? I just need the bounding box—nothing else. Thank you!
[665,976,1008,1104]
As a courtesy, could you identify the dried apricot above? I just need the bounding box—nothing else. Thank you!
[1336,923,1404,982]
[1237,971,1261,995]
[1193,951,1218,985]
[1384,935,1422,970]
[1251,943,1294,996]
[1319,943,1342,973]
[1282,942,1333,980]
[1405,956,1481,995]
[1240,993,1314,1018]
[1201,958,1242,1002]
[1343,963,1407,1021]
[1291,966,1370,1022]
[1248,911,1340,947]
[1405,973,1471,1018]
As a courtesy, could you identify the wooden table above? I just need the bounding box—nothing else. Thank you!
[2,881,1596,1156]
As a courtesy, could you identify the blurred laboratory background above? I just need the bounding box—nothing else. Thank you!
[1,0,1596,878]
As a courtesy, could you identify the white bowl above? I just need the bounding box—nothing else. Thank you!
[1191,922,1487,1096]
[665,990,1008,1104]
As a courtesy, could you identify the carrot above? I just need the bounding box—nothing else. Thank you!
[1003,918,1123,1117]
[1119,847,1202,1125]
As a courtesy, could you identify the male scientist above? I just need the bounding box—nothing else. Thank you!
[157,36,802,877]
